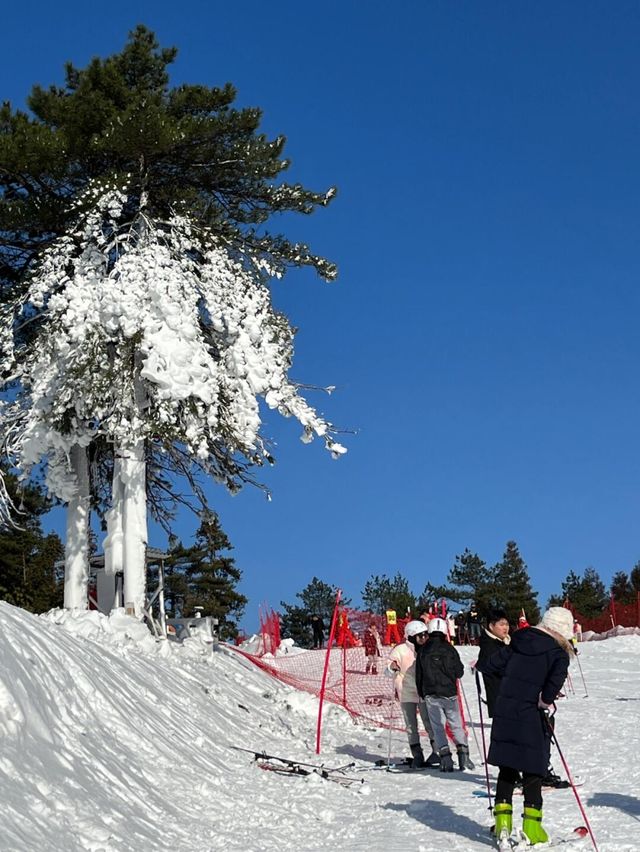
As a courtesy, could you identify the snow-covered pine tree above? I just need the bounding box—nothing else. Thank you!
[0,26,344,615]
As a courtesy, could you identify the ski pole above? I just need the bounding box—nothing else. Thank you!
[459,676,482,763]
[385,663,398,770]
[565,670,576,696]
[474,669,493,810]
[542,708,599,852]
[574,651,589,697]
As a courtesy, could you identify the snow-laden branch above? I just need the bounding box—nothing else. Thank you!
[0,181,346,504]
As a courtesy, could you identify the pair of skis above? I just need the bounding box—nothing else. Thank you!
[230,746,363,787]
[473,783,581,799]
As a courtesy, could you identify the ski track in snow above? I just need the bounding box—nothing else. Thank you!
[0,601,638,852]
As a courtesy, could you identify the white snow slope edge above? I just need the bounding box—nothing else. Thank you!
[0,601,638,852]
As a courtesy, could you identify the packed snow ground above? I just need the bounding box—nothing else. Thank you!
[0,602,638,852]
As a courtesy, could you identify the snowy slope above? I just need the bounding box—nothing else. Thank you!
[0,601,638,852]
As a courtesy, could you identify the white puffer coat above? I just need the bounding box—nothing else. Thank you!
[386,640,420,703]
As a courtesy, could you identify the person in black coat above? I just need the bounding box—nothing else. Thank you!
[476,608,511,717]
[415,617,474,772]
[310,614,324,649]
[475,606,574,846]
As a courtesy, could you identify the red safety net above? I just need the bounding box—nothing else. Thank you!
[258,603,281,655]
[565,593,640,635]
[232,640,405,730]
[231,601,465,735]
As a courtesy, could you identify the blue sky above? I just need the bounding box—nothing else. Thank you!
[3,2,640,630]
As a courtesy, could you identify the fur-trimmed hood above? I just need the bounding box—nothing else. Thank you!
[511,625,573,661]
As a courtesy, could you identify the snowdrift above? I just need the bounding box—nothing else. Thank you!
[0,601,638,852]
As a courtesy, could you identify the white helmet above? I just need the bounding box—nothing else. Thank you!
[404,619,428,639]
[427,617,448,635]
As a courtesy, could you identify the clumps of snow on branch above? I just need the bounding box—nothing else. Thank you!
[0,182,346,502]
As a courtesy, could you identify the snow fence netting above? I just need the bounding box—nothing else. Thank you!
[230,607,447,734]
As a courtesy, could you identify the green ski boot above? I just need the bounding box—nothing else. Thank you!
[494,802,513,849]
[522,806,549,845]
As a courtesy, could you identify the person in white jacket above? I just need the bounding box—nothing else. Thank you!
[386,620,439,768]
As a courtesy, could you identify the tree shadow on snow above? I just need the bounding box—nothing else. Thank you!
[587,792,640,822]
[384,798,494,847]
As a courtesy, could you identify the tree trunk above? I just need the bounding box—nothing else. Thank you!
[101,454,125,613]
[121,440,148,616]
[64,444,90,609]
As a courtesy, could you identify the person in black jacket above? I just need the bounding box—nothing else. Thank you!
[415,617,474,772]
[475,606,574,847]
[310,614,324,649]
[476,608,511,717]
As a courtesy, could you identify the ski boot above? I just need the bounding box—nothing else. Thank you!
[493,802,512,850]
[543,766,569,789]
[439,746,454,772]
[410,743,425,769]
[522,806,549,845]
[457,744,475,770]
[424,740,440,767]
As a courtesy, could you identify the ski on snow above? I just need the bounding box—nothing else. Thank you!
[494,827,588,850]
[230,746,363,787]
[356,757,440,774]
[473,783,581,799]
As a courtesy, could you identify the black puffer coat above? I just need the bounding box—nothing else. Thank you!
[475,627,570,775]
[477,630,509,717]
[415,633,464,698]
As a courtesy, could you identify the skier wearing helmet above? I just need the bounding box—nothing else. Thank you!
[386,620,439,768]
[415,617,474,772]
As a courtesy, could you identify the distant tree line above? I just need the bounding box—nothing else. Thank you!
[279,540,640,647]
[3,494,637,644]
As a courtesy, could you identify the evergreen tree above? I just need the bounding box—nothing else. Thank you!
[278,604,313,648]
[296,576,346,618]
[443,549,494,614]
[152,513,246,639]
[280,577,345,647]
[0,469,64,611]
[610,571,634,604]
[361,572,415,616]
[183,513,247,638]
[549,567,608,617]
[629,561,640,595]
[547,569,582,608]
[577,567,608,617]
[491,540,540,625]
[158,540,191,618]
[0,27,344,613]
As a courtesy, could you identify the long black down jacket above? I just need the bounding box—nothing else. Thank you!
[475,627,570,776]
[415,633,464,698]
